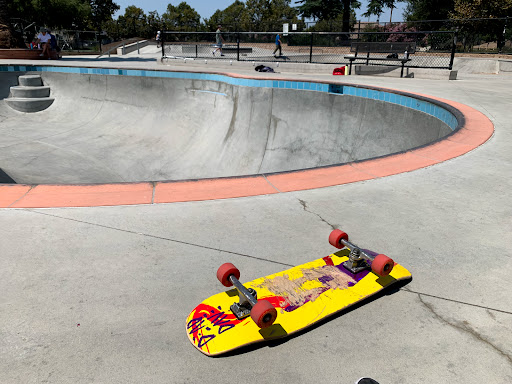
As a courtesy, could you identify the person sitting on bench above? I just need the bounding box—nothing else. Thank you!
[34,28,51,58]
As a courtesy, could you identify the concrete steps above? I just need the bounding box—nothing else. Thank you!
[19,74,43,86]
[5,75,54,112]
[10,86,51,98]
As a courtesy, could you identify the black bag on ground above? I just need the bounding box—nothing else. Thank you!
[255,65,275,73]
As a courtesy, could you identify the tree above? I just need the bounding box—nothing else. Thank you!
[403,0,455,30]
[162,2,201,32]
[363,0,384,22]
[450,0,512,51]
[205,1,249,31]
[1,0,25,48]
[244,0,300,31]
[296,0,344,20]
[89,0,119,31]
[4,0,118,47]
[118,5,146,37]
[146,11,163,35]
[37,0,92,29]
[451,0,512,19]
[364,1,403,24]
[7,0,116,30]
[296,0,360,31]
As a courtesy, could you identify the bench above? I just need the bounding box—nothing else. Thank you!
[344,42,416,77]
[222,46,252,54]
[0,48,59,60]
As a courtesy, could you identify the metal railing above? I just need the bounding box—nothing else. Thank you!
[162,30,457,70]
[96,38,146,58]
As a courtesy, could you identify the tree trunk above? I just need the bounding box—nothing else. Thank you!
[342,0,351,32]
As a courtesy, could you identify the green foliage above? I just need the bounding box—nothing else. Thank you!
[203,0,303,32]
[8,0,119,30]
[296,0,361,19]
[403,0,453,20]
[146,11,163,33]
[9,0,91,29]
[89,0,119,30]
[363,0,383,19]
[162,2,201,32]
[451,0,512,51]
[297,0,344,20]
[245,0,301,31]
[296,0,360,32]
[204,1,249,31]
[363,1,403,21]
[306,11,357,32]
[117,6,146,37]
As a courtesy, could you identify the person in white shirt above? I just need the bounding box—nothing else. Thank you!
[35,29,51,58]
[156,30,161,48]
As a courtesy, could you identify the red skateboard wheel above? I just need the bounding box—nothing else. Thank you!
[251,300,277,328]
[329,229,348,249]
[371,254,394,276]
[217,263,240,287]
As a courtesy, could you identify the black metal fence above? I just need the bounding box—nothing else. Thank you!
[162,30,456,70]
[52,30,105,52]
[331,17,511,55]
[10,18,112,53]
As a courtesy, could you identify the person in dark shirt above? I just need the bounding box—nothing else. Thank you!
[273,34,282,57]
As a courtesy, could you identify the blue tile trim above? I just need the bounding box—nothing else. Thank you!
[0,64,458,130]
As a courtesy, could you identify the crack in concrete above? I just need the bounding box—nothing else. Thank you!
[297,199,336,230]
[417,293,512,365]
[403,287,512,315]
[23,210,295,268]
[8,185,35,208]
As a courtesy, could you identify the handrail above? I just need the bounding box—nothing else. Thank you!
[96,38,145,59]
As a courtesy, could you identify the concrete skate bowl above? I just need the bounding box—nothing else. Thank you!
[0,65,493,208]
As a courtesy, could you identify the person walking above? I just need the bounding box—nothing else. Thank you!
[212,25,225,56]
[273,33,282,57]
[156,30,161,48]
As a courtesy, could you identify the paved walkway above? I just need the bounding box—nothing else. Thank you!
[1,54,511,383]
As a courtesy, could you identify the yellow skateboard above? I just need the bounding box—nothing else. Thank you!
[186,230,412,356]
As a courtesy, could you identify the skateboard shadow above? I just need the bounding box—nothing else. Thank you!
[211,276,412,358]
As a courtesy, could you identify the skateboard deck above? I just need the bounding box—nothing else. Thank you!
[186,231,412,356]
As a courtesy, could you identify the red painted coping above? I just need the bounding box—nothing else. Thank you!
[0,86,494,209]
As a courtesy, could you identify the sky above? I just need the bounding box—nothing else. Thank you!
[113,1,408,23]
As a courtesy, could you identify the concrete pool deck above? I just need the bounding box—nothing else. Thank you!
[0,55,511,383]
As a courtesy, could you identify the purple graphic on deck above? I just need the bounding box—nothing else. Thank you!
[260,254,372,313]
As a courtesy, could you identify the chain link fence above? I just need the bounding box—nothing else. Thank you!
[429,17,510,54]
[162,30,456,70]
[345,17,511,54]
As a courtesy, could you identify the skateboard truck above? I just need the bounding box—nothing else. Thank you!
[340,239,374,274]
[228,275,258,320]
[329,229,395,277]
[217,263,278,328]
